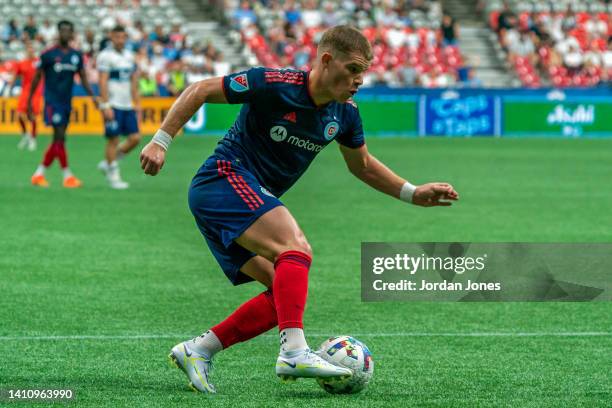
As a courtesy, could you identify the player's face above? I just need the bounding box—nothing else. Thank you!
[26,44,35,58]
[58,25,74,44]
[325,51,370,102]
[111,31,128,50]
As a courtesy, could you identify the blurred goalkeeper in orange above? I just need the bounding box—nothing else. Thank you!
[10,42,43,151]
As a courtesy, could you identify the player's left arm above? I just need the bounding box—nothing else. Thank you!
[339,144,459,207]
[131,67,141,113]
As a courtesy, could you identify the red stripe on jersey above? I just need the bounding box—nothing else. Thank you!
[237,175,265,205]
[218,160,255,210]
[265,71,302,75]
[264,75,303,80]
[230,162,262,208]
[229,172,260,210]
[227,161,263,208]
[217,159,223,177]
[265,74,303,79]
[224,161,261,210]
[264,71,304,84]
[265,80,304,85]
[265,78,304,84]
[264,72,303,77]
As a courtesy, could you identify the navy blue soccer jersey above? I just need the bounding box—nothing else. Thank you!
[38,46,83,105]
[214,67,365,197]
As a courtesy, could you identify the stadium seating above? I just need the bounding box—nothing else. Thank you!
[486,0,612,87]
[225,0,468,88]
[0,0,226,94]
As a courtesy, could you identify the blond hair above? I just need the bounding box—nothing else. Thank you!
[318,25,373,61]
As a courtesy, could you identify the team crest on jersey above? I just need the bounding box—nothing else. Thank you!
[230,73,249,92]
[71,54,79,66]
[323,121,339,141]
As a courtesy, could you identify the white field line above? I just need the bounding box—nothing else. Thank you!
[0,332,610,341]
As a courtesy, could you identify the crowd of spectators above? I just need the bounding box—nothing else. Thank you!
[227,0,477,88]
[0,5,230,96]
[493,1,612,87]
[7,0,610,90]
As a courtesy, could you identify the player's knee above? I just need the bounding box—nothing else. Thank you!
[299,238,313,258]
[280,234,312,258]
[129,133,142,144]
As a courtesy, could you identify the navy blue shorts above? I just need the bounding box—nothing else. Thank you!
[188,157,283,285]
[44,103,71,127]
[105,108,139,138]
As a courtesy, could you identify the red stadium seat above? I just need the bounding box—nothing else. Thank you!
[489,11,500,30]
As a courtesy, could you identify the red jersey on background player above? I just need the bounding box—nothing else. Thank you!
[10,42,43,151]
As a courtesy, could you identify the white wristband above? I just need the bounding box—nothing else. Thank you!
[100,102,111,110]
[152,129,173,151]
[400,181,417,204]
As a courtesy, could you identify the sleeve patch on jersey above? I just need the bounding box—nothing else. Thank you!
[264,71,304,85]
[230,73,250,92]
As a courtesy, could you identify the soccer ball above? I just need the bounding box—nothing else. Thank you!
[316,335,374,394]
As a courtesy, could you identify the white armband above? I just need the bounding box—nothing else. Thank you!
[400,181,417,204]
[152,129,173,151]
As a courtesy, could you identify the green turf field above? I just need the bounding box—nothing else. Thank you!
[1,135,611,407]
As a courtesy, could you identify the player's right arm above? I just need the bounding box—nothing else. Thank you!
[157,76,228,135]
[6,64,20,95]
[26,68,42,121]
[97,51,114,121]
[140,76,228,176]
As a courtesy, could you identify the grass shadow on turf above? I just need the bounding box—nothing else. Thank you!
[274,389,353,399]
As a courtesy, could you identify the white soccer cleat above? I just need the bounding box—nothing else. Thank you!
[106,166,129,189]
[109,178,129,190]
[168,342,216,393]
[17,135,29,150]
[27,137,37,151]
[276,348,352,382]
[97,160,109,174]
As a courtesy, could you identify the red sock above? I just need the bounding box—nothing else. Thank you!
[18,116,27,134]
[273,251,311,330]
[56,141,68,169]
[42,143,57,167]
[211,289,277,349]
[31,120,37,138]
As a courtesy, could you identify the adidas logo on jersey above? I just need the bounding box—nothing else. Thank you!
[269,125,324,152]
[283,112,297,123]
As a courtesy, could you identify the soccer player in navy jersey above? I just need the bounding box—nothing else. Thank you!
[29,20,99,188]
[140,25,459,393]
